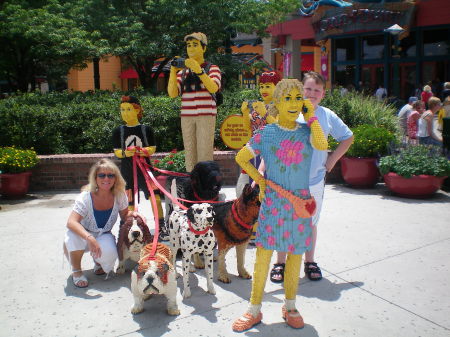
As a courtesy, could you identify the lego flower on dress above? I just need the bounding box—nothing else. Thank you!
[276,139,304,166]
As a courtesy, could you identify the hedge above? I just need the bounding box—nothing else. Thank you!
[0,87,397,154]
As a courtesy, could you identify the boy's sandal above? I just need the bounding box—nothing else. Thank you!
[282,305,304,329]
[94,263,106,276]
[270,263,285,283]
[232,312,262,332]
[304,262,322,281]
[72,270,88,288]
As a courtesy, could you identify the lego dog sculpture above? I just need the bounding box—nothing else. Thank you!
[168,203,216,298]
[130,242,179,315]
[116,215,152,274]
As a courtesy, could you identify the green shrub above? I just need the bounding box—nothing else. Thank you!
[152,150,186,173]
[379,144,450,178]
[322,89,398,133]
[329,124,396,158]
[0,88,259,154]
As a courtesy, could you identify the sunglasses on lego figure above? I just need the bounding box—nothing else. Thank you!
[97,173,116,179]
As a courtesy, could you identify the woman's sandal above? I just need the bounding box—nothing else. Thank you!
[304,262,322,281]
[270,263,285,283]
[282,305,304,329]
[94,263,106,276]
[72,270,88,288]
[232,312,263,332]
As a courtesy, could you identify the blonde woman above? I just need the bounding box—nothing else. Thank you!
[63,159,130,288]
[417,97,443,146]
[421,84,433,108]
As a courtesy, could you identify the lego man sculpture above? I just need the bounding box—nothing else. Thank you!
[167,32,221,172]
[112,96,168,241]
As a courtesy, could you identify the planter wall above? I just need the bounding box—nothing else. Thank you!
[383,173,446,198]
[340,157,379,187]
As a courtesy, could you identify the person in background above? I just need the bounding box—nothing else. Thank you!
[269,72,353,283]
[407,100,425,142]
[398,96,418,138]
[63,159,131,288]
[375,84,387,101]
[417,97,443,146]
[441,83,450,104]
[421,85,433,108]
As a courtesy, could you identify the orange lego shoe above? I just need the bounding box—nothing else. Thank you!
[232,312,262,332]
[282,305,304,329]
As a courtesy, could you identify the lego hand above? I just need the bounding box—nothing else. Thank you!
[302,99,315,121]
[252,101,267,117]
[241,101,250,115]
[185,58,202,74]
[137,146,156,157]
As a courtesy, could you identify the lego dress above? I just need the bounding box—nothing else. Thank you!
[246,122,314,255]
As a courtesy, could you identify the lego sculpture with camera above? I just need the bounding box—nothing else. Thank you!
[167,32,221,172]
[112,96,168,241]
[232,79,328,331]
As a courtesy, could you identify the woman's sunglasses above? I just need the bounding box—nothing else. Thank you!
[97,173,116,179]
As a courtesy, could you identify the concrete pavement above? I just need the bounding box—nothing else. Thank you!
[0,184,449,337]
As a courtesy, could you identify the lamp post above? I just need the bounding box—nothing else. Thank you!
[384,24,404,99]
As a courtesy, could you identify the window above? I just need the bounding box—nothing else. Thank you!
[362,35,384,60]
[423,29,449,56]
[334,65,355,87]
[399,31,416,58]
[335,38,356,62]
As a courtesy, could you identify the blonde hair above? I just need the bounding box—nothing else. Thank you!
[427,96,442,110]
[268,79,304,117]
[83,158,126,196]
[423,85,432,92]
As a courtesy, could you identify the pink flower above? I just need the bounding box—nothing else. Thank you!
[271,208,278,216]
[275,139,304,166]
[283,203,291,211]
[265,225,273,233]
[297,223,305,233]
[265,197,273,207]
[267,236,276,245]
[288,244,295,253]
[254,149,261,155]
[265,186,271,193]
[305,236,311,247]
[300,189,309,197]
[277,191,284,199]
[283,230,290,239]
[277,218,284,226]
[256,242,263,248]
[260,213,266,221]
[292,212,299,220]
[254,133,261,144]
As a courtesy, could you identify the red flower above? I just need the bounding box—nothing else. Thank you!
[153,159,160,164]
[171,149,177,153]
[167,160,174,165]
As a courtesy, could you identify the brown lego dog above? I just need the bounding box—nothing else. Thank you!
[195,184,260,283]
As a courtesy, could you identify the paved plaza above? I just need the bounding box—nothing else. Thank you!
[0,184,449,337]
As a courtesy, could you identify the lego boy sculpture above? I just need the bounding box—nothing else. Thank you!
[167,32,221,172]
[112,96,168,241]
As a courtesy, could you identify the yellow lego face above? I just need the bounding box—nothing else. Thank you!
[186,39,205,60]
[276,87,304,123]
[120,103,139,125]
[259,83,276,103]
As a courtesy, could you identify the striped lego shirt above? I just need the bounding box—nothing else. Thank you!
[176,63,221,117]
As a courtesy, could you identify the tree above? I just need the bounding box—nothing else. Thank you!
[76,0,299,92]
[0,0,96,92]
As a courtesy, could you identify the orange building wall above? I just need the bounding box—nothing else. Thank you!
[67,56,123,92]
[231,45,263,54]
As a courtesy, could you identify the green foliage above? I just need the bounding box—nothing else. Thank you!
[322,89,398,133]
[0,88,261,154]
[379,144,450,178]
[329,124,396,158]
[152,150,186,173]
[0,147,39,174]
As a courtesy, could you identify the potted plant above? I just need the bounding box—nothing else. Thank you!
[151,150,186,186]
[0,147,39,197]
[331,124,396,187]
[379,144,450,198]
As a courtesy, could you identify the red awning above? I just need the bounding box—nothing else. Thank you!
[120,68,166,79]
[269,17,315,40]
